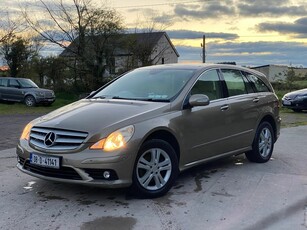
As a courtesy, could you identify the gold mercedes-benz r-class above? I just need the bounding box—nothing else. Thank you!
[16,64,281,198]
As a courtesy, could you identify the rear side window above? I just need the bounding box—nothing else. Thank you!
[0,79,8,87]
[245,73,271,92]
[8,79,20,88]
[191,69,223,100]
[221,69,246,97]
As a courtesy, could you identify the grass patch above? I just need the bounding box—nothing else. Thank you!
[0,92,78,115]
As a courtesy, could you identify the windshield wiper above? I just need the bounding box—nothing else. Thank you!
[138,98,170,102]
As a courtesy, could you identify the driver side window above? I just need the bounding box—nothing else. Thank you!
[191,69,222,100]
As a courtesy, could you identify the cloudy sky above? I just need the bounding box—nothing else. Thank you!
[1,0,307,67]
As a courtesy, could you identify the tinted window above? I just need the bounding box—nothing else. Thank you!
[221,69,246,96]
[8,79,20,88]
[191,69,222,100]
[242,74,255,94]
[246,73,271,92]
[0,79,8,87]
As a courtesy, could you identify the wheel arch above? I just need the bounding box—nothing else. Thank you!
[142,129,180,162]
[259,115,277,142]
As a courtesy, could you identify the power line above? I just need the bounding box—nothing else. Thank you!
[0,0,206,13]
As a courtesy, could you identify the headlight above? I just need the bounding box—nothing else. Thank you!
[20,122,33,141]
[90,125,135,151]
[35,92,44,97]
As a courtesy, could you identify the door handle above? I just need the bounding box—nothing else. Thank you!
[253,97,260,103]
[220,105,229,111]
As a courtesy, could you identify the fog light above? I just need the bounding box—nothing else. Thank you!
[103,171,111,179]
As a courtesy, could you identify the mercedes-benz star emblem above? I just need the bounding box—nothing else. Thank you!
[44,132,56,147]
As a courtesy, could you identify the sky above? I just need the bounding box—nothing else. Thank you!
[1,0,307,67]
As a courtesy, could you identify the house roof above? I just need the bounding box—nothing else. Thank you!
[60,32,179,58]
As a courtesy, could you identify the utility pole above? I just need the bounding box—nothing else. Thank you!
[202,35,206,63]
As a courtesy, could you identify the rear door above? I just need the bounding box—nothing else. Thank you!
[0,79,10,100]
[219,69,260,150]
[6,79,24,101]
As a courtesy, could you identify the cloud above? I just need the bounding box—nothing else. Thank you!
[257,17,307,38]
[174,1,235,20]
[237,0,307,17]
[177,41,307,66]
[167,30,239,40]
[169,0,307,20]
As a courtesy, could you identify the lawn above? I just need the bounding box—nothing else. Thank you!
[0,92,78,115]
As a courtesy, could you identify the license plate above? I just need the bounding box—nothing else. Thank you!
[283,100,291,105]
[30,153,60,169]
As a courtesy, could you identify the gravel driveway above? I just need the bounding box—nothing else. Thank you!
[0,114,41,150]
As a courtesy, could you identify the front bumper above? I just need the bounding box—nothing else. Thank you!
[16,142,136,188]
[282,99,307,110]
[35,96,56,104]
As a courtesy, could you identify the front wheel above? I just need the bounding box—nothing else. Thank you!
[130,139,179,198]
[245,122,274,163]
[24,95,36,107]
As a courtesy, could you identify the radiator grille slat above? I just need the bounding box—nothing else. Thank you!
[30,127,88,151]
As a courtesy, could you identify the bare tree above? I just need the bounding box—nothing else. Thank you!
[23,0,124,89]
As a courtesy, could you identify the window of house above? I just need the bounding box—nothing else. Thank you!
[221,69,247,97]
[191,69,222,100]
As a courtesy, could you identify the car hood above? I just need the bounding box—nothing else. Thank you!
[33,99,171,135]
[29,88,54,93]
[285,88,307,98]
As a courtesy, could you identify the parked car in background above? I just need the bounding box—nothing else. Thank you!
[282,88,307,112]
[16,64,280,198]
[0,77,55,107]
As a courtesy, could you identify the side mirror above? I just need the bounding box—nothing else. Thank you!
[189,94,210,107]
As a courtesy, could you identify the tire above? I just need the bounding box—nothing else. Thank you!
[292,109,302,112]
[24,95,36,107]
[130,139,179,198]
[245,121,274,163]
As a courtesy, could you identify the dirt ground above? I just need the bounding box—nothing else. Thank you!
[280,110,307,127]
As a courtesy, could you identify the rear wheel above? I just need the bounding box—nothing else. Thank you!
[245,121,274,163]
[24,95,36,107]
[130,139,178,198]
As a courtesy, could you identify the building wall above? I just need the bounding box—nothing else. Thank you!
[253,65,288,82]
[152,35,178,65]
[293,68,307,78]
[112,34,178,75]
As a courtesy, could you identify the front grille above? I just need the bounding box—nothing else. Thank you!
[30,127,88,151]
[23,159,82,180]
[45,92,54,98]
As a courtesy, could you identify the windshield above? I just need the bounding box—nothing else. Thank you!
[19,79,39,88]
[93,68,195,101]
